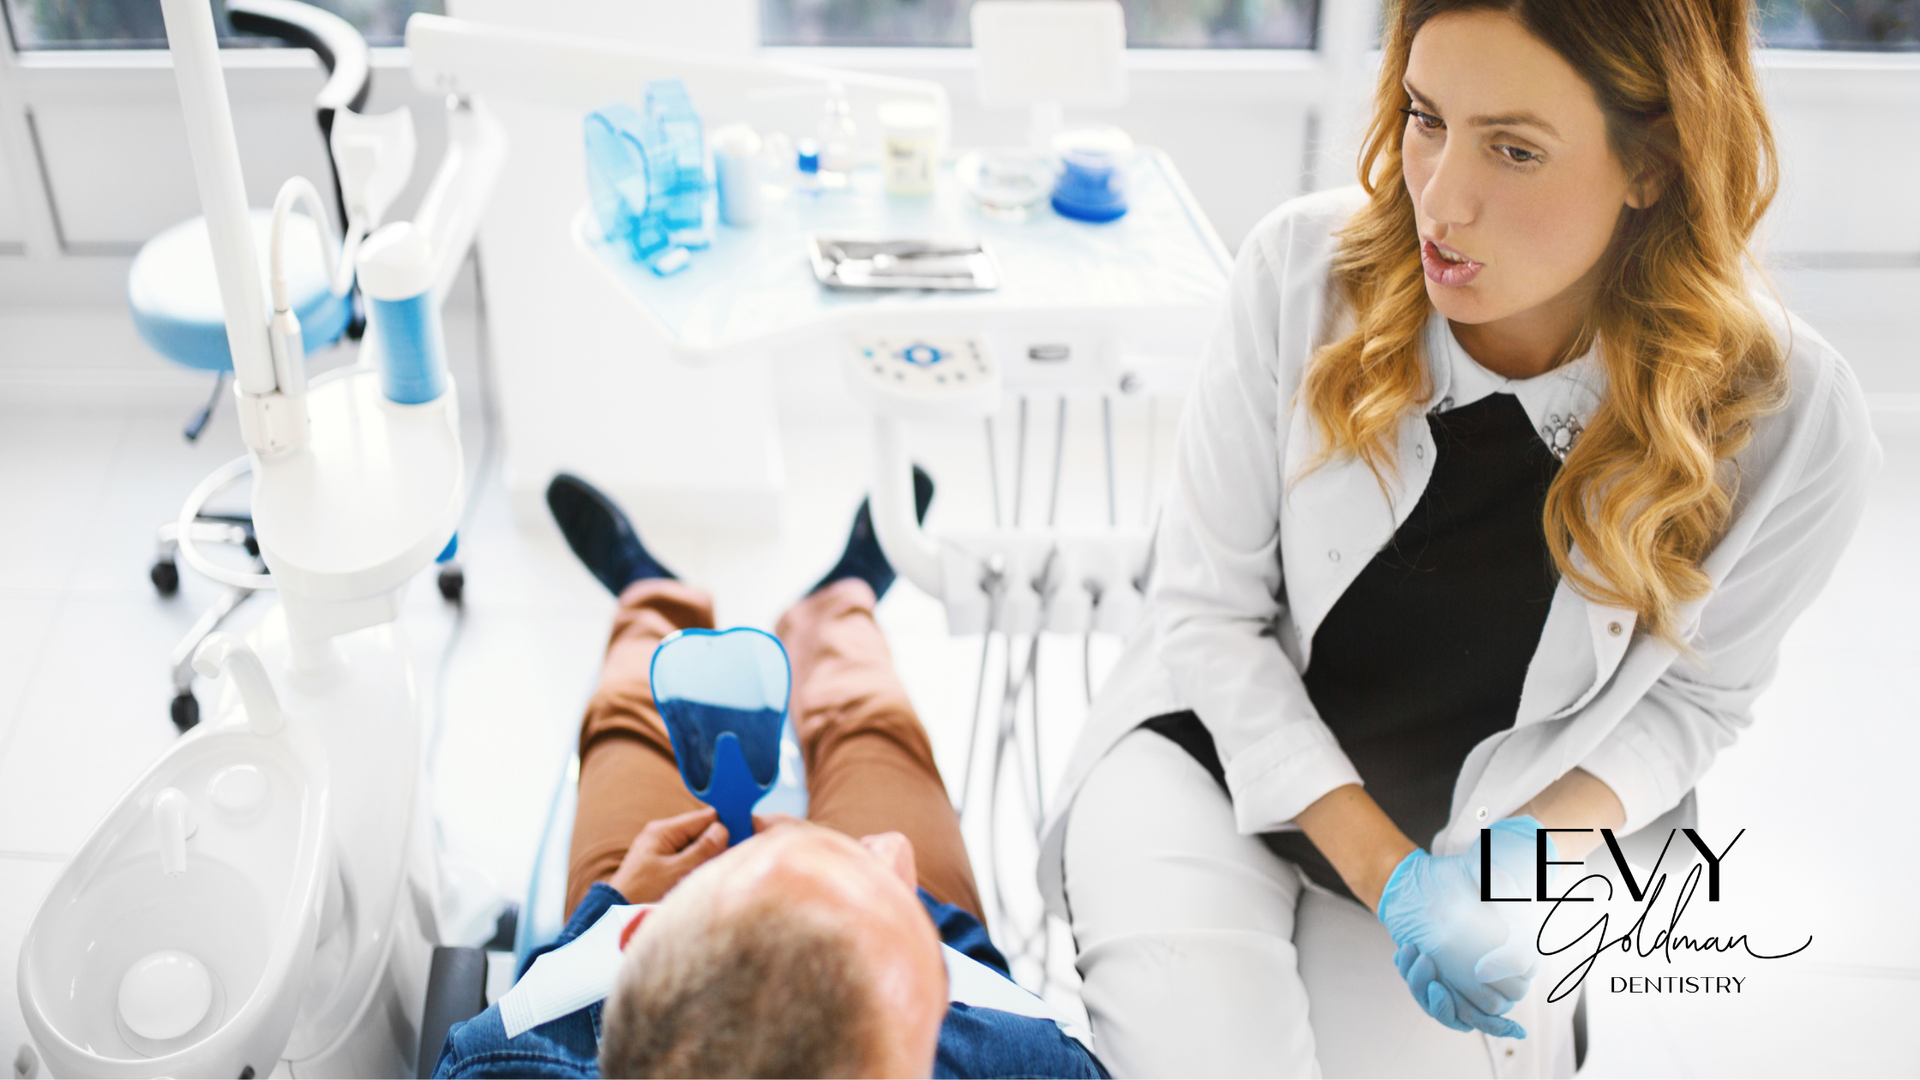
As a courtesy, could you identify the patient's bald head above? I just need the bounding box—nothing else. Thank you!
[599,821,948,1078]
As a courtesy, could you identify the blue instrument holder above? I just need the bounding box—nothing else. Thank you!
[649,627,794,846]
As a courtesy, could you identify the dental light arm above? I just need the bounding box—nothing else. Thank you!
[160,0,292,450]
[404,14,948,159]
[413,95,508,306]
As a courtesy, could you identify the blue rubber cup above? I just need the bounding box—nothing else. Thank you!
[1050,128,1135,224]
[1051,147,1130,223]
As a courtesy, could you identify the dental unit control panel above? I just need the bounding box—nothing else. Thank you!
[848,336,1001,419]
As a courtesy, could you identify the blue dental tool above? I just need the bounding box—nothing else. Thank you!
[649,628,792,847]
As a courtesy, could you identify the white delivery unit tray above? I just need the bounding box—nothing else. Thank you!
[573,148,1233,370]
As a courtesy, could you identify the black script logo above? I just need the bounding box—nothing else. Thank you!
[1477,827,1812,1003]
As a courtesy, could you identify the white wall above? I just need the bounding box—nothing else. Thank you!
[1755,54,1920,400]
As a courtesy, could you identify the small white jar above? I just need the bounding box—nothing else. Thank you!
[877,100,941,196]
[711,123,764,227]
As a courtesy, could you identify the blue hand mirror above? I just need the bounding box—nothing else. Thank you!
[650,628,792,847]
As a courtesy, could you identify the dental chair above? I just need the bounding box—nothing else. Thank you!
[136,0,413,731]
[413,665,810,1076]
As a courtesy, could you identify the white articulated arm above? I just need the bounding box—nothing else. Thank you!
[159,0,276,400]
[404,13,947,151]
[870,416,946,600]
[161,0,318,455]
[416,96,508,306]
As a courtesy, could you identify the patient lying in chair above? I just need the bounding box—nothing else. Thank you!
[431,473,1106,1079]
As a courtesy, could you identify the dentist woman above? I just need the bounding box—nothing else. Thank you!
[1040,0,1880,1074]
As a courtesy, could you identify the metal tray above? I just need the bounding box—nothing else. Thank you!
[808,235,1002,292]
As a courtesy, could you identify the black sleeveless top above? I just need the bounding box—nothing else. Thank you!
[1147,391,1562,901]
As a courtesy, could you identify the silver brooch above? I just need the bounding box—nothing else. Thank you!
[1541,414,1583,461]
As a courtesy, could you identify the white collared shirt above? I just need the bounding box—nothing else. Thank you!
[1428,316,1605,444]
[1039,187,1881,901]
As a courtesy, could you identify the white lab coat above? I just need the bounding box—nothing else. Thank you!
[1040,187,1879,1077]
[1040,183,1880,909]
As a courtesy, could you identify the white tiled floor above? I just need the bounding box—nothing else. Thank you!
[0,341,1913,1076]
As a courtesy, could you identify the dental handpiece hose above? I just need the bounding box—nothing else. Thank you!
[267,177,344,404]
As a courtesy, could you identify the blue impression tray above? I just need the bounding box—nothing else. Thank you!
[650,628,792,846]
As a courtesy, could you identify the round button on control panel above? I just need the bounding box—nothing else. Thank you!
[848,335,1001,419]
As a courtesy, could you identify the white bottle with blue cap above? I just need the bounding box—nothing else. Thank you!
[356,221,447,405]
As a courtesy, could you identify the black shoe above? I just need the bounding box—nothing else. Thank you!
[546,473,676,595]
[810,466,935,600]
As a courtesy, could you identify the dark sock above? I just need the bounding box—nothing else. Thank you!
[810,465,934,600]
[545,473,676,595]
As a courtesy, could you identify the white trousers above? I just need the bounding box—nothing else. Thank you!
[1062,729,1578,1079]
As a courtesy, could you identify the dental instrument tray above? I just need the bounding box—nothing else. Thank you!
[809,236,1001,292]
[573,149,1230,366]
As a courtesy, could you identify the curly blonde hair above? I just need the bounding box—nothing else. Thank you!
[1303,0,1789,645]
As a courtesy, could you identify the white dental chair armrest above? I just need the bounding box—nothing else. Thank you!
[870,416,945,600]
[193,632,287,736]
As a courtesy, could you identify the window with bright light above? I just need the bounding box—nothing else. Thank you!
[2,0,441,50]
[7,0,1910,54]
[761,0,1920,51]
[1754,0,1918,49]
[762,0,1321,48]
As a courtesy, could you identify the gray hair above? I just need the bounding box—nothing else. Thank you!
[598,893,882,1078]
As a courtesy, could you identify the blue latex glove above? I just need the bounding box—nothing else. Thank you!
[1377,816,1553,1038]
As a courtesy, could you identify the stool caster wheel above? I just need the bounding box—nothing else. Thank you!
[170,691,200,733]
[151,559,180,597]
[437,563,465,604]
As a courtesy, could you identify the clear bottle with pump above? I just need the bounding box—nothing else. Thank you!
[817,84,858,189]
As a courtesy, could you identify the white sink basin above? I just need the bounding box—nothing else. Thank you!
[19,720,330,1078]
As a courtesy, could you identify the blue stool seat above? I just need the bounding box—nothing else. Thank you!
[129,209,353,372]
